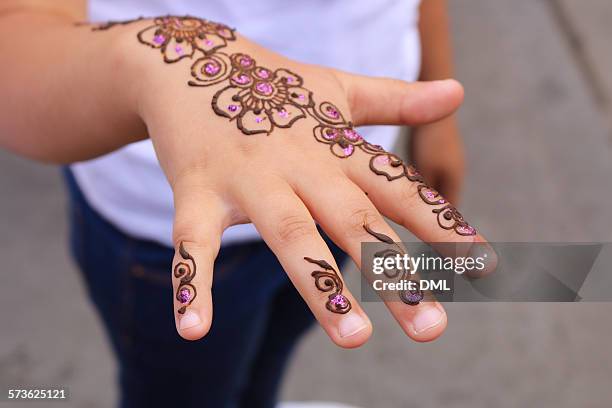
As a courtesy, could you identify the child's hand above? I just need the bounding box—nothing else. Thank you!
[411,119,465,205]
[93,17,492,348]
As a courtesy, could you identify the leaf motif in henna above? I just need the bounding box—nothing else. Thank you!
[304,257,351,314]
[363,224,424,306]
[174,242,197,314]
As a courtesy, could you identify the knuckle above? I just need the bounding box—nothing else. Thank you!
[234,139,260,156]
[396,184,421,226]
[172,225,220,256]
[400,182,420,203]
[274,214,317,245]
[346,208,383,236]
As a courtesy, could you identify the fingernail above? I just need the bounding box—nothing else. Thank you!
[412,307,444,334]
[338,313,368,338]
[466,241,497,278]
[179,310,201,330]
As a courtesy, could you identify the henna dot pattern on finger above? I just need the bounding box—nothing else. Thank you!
[174,242,197,314]
[92,16,476,236]
[363,224,424,305]
[304,257,351,314]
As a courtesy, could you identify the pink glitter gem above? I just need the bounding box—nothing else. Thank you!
[205,39,214,46]
[344,129,361,141]
[278,109,289,118]
[286,77,294,83]
[330,294,348,308]
[255,82,273,95]
[228,104,239,112]
[175,45,183,55]
[326,106,340,119]
[374,155,390,165]
[204,62,220,75]
[457,225,476,235]
[343,145,355,156]
[323,129,338,140]
[255,116,265,123]
[424,191,436,200]
[257,69,270,79]
[153,34,165,45]
[438,199,446,204]
[240,56,252,67]
[233,74,251,85]
[179,288,191,304]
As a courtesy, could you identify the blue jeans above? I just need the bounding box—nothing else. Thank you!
[63,170,347,408]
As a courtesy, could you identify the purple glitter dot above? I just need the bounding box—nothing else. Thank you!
[330,294,348,308]
[403,289,424,305]
[457,225,476,235]
[255,82,273,95]
[343,145,355,156]
[228,104,239,112]
[257,69,270,79]
[278,109,289,118]
[326,106,340,119]
[424,191,436,200]
[323,129,338,140]
[179,288,191,304]
[344,128,361,141]
[205,39,214,46]
[240,56,252,67]
[175,45,183,55]
[153,34,165,45]
[233,74,251,85]
[255,116,265,123]
[204,62,220,76]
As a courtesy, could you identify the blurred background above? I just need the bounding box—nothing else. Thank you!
[2,0,612,407]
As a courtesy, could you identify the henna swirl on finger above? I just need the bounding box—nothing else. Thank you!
[174,242,197,314]
[363,224,424,305]
[92,16,476,236]
[304,257,351,314]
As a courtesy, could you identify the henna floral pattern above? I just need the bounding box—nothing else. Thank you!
[92,15,476,240]
[304,257,351,314]
[174,242,197,314]
[94,15,235,63]
[363,224,424,305]
[194,54,312,134]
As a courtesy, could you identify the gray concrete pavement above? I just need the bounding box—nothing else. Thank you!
[2,1,612,407]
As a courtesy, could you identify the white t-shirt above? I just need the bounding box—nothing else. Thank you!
[72,0,422,247]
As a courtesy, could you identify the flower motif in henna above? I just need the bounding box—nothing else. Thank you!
[174,242,197,314]
[137,16,235,63]
[192,53,313,135]
[304,257,351,314]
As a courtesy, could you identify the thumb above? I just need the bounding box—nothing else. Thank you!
[334,71,464,127]
[171,183,226,341]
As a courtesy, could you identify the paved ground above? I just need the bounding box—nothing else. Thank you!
[2,1,612,407]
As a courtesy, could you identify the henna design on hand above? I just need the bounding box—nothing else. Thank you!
[94,15,236,63]
[92,16,475,236]
[174,242,197,314]
[304,257,351,314]
[363,224,424,305]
